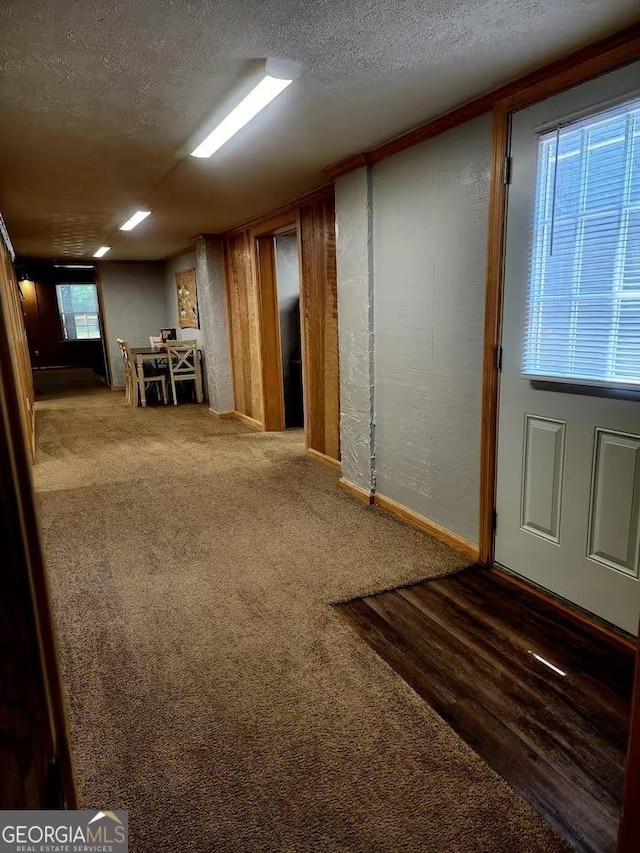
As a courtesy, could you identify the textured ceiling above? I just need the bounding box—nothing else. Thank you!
[0,1,638,260]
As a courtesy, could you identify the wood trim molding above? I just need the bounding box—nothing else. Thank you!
[109,384,125,392]
[251,212,298,238]
[208,408,235,418]
[338,477,374,505]
[231,410,264,431]
[327,23,640,177]
[619,632,640,852]
[225,183,334,236]
[306,447,342,472]
[490,566,636,653]
[255,235,286,431]
[479,107,510,566]
[328,153,373,179]
[374,493,480,562]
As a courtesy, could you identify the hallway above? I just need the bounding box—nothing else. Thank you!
[35,372,566,852]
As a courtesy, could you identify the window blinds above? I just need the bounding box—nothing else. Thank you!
[523,96,640,389]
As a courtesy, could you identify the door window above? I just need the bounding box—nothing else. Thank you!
[524,96,640,389]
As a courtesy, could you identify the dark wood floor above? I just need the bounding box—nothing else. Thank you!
[338,567,636,853]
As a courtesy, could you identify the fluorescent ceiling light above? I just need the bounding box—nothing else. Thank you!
[93,246,111,258]
[190,75,293,158]
[53,264,94,269]
[119,210,151,231]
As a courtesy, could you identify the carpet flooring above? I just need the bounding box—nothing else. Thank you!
[35,369,568,852]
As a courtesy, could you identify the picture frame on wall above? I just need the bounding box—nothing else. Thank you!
[175,268,198,329]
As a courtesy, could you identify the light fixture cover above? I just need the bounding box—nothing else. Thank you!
[93,246,111,258]
[190,75,293,158]
[119,210,151,231]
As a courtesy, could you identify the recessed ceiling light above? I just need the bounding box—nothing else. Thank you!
[190,75,293,158]
[93,246,111,258]
[119,210,151,231]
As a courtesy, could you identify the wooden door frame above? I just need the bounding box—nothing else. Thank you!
[252,213,300,432]
[478,39,640,566]
[0,253,77,807]
[477,39,640,853]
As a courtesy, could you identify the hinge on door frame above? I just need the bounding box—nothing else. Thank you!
[496,344,503,372]
[491,508,498,533]
[502,156,512,185]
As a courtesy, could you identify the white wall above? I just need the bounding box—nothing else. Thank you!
[100,261,167,387]
[336,113,492,545]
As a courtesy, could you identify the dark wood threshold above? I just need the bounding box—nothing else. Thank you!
[491,566,637,653]
[337,566,635,853]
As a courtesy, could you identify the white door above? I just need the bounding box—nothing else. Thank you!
[495,61,640,635]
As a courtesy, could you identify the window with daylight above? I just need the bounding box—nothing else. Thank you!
[55,283,101,340]
[523,96,640,389]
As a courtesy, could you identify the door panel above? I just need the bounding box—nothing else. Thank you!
[588,429,640,577]
[495,60,640,635]
[521,415,565,542]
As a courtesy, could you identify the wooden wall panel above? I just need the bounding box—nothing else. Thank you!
[0,230,34,459]
[225,231,262,423]
[223,190,340,458]
[0,227,77,807]
[299,195,340,460]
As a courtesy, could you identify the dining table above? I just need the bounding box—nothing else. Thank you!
[129,344,203,407]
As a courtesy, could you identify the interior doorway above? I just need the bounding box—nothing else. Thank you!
[494,60,640,635]
[17,261,110,386]
[255,222,305,432]
[274,234,304,429]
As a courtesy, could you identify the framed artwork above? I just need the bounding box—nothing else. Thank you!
[175,269,198,329]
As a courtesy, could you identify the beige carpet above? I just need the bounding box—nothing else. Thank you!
[35,370,567,852]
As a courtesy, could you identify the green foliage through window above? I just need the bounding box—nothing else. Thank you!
[56,284,101,340]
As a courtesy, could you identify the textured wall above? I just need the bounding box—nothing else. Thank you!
[335,168,375,492]
[100,261,167,387]
[372,114,492,543]
[195,236,234,412]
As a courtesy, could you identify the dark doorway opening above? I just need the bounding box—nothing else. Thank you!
[274,234,303,429]
[17,260,109,388]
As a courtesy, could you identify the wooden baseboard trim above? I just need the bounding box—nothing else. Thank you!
[109,384,125,392]
[231,411,263,431]
[374,492,479,562]
[306,448,341,472]
[338,477,374,505]
[490,566,636,653]
[208,408,235,419]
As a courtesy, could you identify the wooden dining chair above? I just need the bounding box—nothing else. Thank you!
[117,338,136,405]
[166,340,202,405]
[119,338,168,406]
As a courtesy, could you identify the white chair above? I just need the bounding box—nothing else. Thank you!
[166,340,202,405]
[118,338,167,406]
[117,338,136,405]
